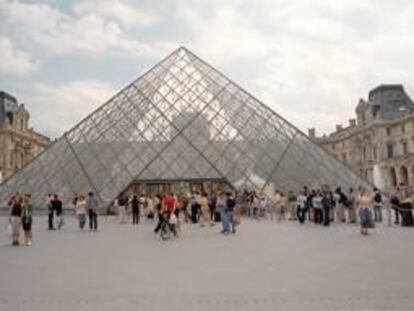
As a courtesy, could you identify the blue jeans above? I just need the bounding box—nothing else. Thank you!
[221,210,230,232]
[228,212,236,233]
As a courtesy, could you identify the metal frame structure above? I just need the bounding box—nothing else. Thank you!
[0,47,370,206]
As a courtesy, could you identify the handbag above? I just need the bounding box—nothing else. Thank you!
[169,214,178,225]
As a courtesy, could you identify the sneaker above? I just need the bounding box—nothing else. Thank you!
[27,240,32,246]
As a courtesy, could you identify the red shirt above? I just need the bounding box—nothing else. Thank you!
[163,195,176,212]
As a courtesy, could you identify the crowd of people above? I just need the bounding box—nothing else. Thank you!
[6,184,414,246]
[113,190,239,236]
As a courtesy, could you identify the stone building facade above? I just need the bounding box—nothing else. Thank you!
[310,84,414,191]
[0,91,50,183]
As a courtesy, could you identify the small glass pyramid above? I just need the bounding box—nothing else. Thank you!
[0,47,369,206]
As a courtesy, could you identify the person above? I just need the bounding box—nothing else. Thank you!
[357,188,374,235]
[208,193,217,223]
[390,188,401,224]
[153,194,164,233]
[51,194,63,229]
[191,191,201,224]
[225,192,236,234]
[399,187,413,227]
[22,194,33,246]
[312,190,323,224]
[321,191,331,226]
[348,188,357,223]
[9,195,22,246]
[251,191,260,219]
[75,194,87,230]
[217,191,228,233]
[287,190,297,220]
[131,195,140,225]
[373,188,383,222]
[146,195,155,220]
[162,192,178,236]
[46,194,54,230]
[117,195,128,224]
[200,192,211,227]
[87,192,99,231]
[334,187,347,222]
[296,190,307,224]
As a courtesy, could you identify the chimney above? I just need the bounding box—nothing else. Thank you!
[336,124,343,132]
[308,128,316,138]
[349,119,356,127]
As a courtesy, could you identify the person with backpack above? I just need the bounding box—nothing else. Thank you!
[373,188,383,222]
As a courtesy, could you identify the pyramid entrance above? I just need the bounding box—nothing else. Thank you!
[122,178,230,197]
[0,47,369,207]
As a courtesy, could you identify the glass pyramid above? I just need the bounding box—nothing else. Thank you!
[0,47,369,206]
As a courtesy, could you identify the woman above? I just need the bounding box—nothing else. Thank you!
[200,192,211,227]
[216,192,228,233]
[9,195,22,246]
[357,188,374,235]
[75,194,87,230]
[22,194,33,246]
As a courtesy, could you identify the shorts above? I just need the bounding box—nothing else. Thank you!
[22,216,32,232]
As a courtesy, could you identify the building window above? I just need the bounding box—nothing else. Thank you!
[387,144,394,158]
[342,153,347,163]
[363,146,367,160]
[386,127,391,136]
[402,141,408,155]
[332,144,335,150]
[401,124,405,133]
[373,146,377,160]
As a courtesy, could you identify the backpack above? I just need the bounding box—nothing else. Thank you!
[226,197,236,211]
[374,192,382,204]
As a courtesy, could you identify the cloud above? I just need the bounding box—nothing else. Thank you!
[0,0,169,57]
[0,36,36,75]
[29,80,117,137]
[72,0,155,28]
[176,1,270,64]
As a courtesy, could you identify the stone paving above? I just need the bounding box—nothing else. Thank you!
[0,216,413,310]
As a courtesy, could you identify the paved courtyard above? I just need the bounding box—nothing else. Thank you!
[1,216,413,310]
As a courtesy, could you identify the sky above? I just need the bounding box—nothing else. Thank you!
[1,0,414,139]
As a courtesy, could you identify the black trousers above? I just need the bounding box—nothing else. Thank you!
[297,207,306,224]
[209,205,216,221]
[191,204,200,223]
[132,208,140,224]
[89,210,98,230]
[154,213,165,233]
[323,207,330,226]
[48,211,54,229]
[314,209,323,224]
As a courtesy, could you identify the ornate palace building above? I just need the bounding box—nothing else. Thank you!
[310,84,414,191]
[0,91,50,183]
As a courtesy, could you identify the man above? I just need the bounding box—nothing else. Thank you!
[46,194,54,230]
[296,190,307,224]
[321,191,331,226]
[334,187,347,222]
[373,188,382,222]
[51,194,63,229]
[87,192,99,231]
[162,192,178,236]
[131,195,140,225]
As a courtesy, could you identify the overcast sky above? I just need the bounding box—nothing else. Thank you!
[1,0,413,138]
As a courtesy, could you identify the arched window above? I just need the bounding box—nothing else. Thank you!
[399,166,409,186]
[389,167,397,187]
